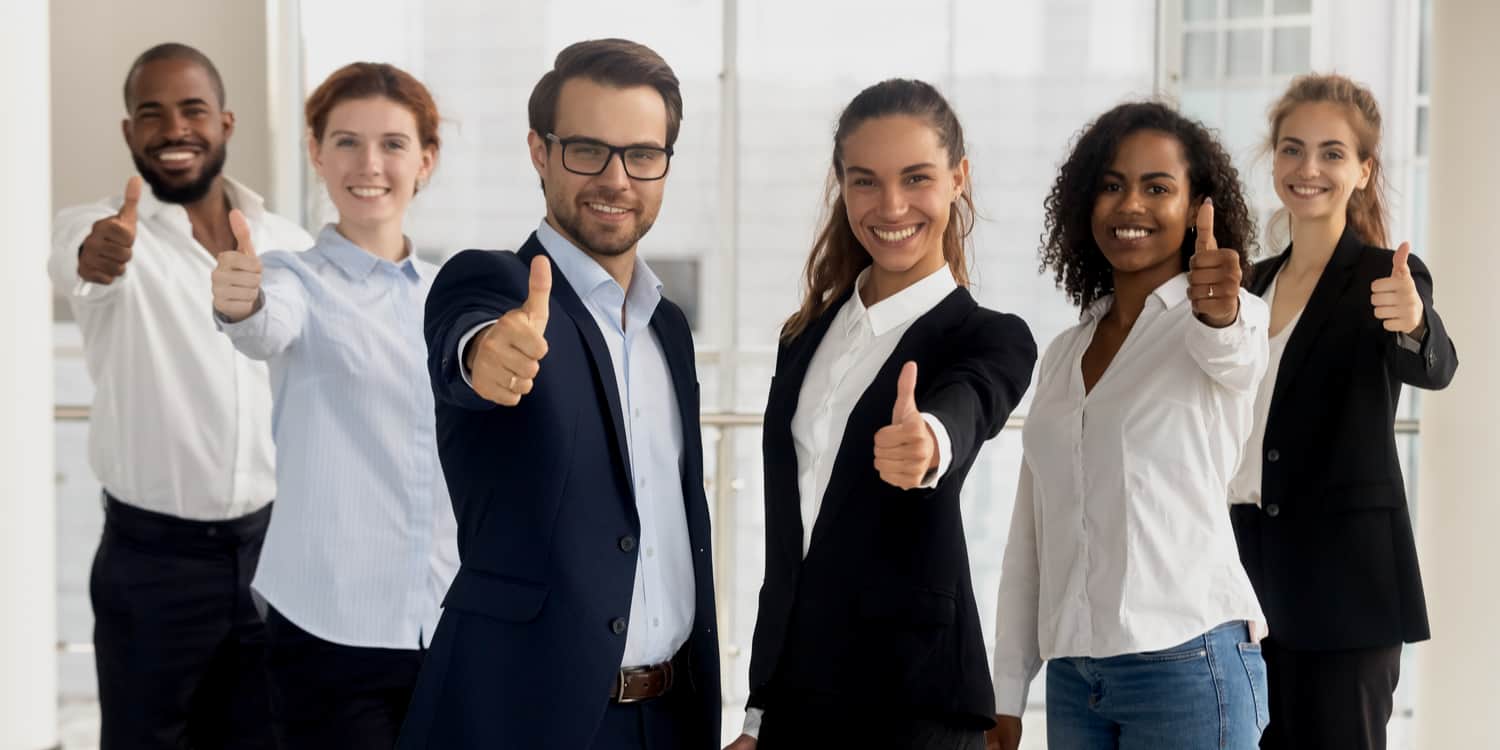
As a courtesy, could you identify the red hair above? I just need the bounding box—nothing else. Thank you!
[305,62,441,152]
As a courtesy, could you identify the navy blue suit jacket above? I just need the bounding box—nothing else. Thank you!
[398,234,721,748]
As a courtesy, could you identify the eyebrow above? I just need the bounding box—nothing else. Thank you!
[1102,169,1178,182]
[1280,136,1349,148]
[560,134,666,150]
[329,130,413,141]
[845,163,939,175]
[134,97,210,113]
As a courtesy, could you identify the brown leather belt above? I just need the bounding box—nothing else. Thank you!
[609,660,675,703]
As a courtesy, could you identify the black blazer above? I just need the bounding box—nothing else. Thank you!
[746,285,1036,731]
[1231,225,1457,651]
[397,235,720,749]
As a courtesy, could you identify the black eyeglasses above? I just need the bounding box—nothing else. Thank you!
[545,133,673,181]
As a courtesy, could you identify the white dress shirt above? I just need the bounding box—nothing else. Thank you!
[461,220,696,668]
[1230,275,1302,507]
[992,273,1268,717]
[218,226,459,649]
[48,177,314,520]
[743,265,956,739]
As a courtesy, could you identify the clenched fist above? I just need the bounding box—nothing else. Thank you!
[210,210,262,323]
[466,256,552,407]
[78,176,142,285]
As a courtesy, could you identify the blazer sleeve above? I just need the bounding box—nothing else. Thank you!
[919,310,1037,469]
[424,249,529,412]
[1383,252,1458,389]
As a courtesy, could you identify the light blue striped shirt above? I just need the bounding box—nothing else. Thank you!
[219,224,458,650]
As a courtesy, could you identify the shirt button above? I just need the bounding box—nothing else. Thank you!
[645,547,655,559]
[1266,449,1281,463]
[652,617,661,628]
[618,536,637,553]
[206,527,218,537]
[1265,504,1281,518]
[639,478,647,489]
[610,617,627,635]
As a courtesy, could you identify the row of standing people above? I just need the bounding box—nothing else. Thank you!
[49,37,1454,750]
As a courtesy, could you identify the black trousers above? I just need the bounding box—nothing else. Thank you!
[757,705,984,750]
[263,606,424,750]
[587,684,701,750]
[91,493,275,750]
[1260,638,1403,750]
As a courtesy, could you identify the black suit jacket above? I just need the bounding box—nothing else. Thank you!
[397,234,720,749]
[746,285,1036,731]
[1231,225,1457,651]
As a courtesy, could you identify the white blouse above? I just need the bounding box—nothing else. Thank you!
[992,273,1269,716]
[1229,274,1303,506]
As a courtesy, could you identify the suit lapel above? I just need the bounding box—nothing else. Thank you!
[519,237,634,491]
[767,290,852,560]
[1267,226,1366,408]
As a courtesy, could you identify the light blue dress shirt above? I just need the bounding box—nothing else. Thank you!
[219,224,459,650]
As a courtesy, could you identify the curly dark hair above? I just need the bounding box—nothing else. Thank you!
[1041,101,1255,309]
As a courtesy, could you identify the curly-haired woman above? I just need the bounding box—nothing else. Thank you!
[988,102,1270,750]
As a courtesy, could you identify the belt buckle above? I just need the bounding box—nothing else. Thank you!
[615,668,643,705]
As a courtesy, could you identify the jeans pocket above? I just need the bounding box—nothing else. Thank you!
[1238,642,1270,730]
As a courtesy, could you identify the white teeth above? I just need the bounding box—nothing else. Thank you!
[587,203,628,215]
[1114,227,1152,240]
[158,151,194,162]
[1291,185,1325,196]
[872,225,918,242]
[350,187,389,198]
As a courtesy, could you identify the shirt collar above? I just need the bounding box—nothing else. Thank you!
[136,175,267,222]
[844,264,958,337]
[536,219,663,314]
[313,224,423,282]
[1080,272,1191,322]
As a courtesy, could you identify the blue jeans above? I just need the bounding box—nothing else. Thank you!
[1046,621,1269,749]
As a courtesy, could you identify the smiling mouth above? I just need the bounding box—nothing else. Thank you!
[349,186,391,198]
[871,224,921,243]
[152,148,201,167]
[1289,184,1329,197]
[1112,226,1154,240]
[585,201,631,218]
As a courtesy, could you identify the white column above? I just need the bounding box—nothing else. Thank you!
[0,3,59,750]
[1413,0,1500,747]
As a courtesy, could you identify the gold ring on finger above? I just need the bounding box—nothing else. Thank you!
[1208,286,1215,298]
[508,375,517,390]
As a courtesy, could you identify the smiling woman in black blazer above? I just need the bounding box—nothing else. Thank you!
[1228,74,1458,750]
[723,79,1035,750]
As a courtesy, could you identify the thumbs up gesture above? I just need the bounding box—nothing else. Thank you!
[1187,197,1242,328]
[78,176,143,284]
[211,210,263,323]
[1371,242,1425,335]
[873,361,938,490]
[466,256,552,407]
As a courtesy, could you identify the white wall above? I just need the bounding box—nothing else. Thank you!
[49,0,275,214]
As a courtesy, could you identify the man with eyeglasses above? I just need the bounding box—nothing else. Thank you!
[398,39,720,750]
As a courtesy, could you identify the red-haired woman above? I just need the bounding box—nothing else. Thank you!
[208,62,458,748]
[1230,73,1458,749]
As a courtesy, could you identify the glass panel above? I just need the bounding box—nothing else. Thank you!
[1418,0,1433,93]
[1229,0,1265,18]
[1184,30,1219,81]
[1272,25,1311,75]
[1227,28,1264,78]
[1274,0,1312,14]
[1184,0,1219,21]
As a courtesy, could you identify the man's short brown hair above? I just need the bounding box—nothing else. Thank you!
[528,39,683,148]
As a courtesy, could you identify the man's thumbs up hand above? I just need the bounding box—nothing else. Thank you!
[467,256,553,407]
[77,176,143,285]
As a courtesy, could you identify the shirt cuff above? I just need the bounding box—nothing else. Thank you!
[742,707,764,740]
[213,292,269,335]
[1395,328,1426,353]
[992,674,1033,718]
[917,412,952,489]
[457,321,494,388]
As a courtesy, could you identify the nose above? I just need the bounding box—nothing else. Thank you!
[1117,186,1146,214]
[593,151,631,191]
[878,185,907,218]
[163,109,191,138]
[361,142,383,175]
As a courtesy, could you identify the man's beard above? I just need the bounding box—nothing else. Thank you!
[131,142,228,205]
[551,193,655,259]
